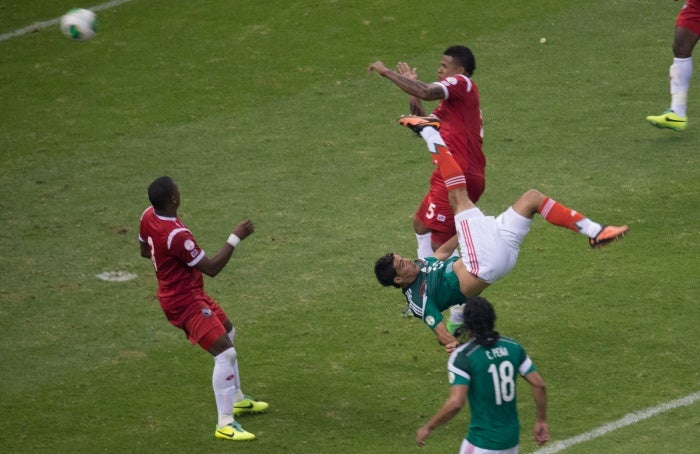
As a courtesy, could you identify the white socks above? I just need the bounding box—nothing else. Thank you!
[670,57,693,118]
[213,347,238,427]
[226,328,243,397]
[573,218,603,239]
[416,232,433,259]
[449,304,465,325]
[419,126,446,153]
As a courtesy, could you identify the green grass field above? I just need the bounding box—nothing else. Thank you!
[1,1,698,452]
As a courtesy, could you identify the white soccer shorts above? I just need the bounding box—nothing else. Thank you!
[460,439,518,454]
[455,206,532,284]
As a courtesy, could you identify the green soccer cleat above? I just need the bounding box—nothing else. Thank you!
[646,110,687,131]
[234,395,269,416]
[214,421,256,441]
[445,320,462,335]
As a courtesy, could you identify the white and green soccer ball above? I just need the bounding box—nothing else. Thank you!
[60,8,97,41]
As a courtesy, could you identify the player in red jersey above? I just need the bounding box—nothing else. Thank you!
[369,45,485,331]
[647,0,700,131]
[138,176,267,442]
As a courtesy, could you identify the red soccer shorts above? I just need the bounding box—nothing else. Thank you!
[678,0,700,36]
[415,170,485,246]
[168,294,228,351]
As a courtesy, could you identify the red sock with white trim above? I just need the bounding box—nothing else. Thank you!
[538,197,602,236]
[419,128,466,190]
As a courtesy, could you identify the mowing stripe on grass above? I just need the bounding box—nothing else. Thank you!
[0,0,134,42]
[535,391,700,453]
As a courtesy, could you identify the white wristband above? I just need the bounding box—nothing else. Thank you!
[226,233,241,248]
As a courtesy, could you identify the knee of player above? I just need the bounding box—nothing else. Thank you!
[215,346,237,363]
[672,40,694,59]
[524,189,544,199]
[521,189,546,205]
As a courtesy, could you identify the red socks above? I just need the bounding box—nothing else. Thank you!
[538,197,585,232]
[434,145,467,190]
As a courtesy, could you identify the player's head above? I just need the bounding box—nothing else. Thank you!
[443,45,476,76]
[460,296,499,347]
[148,176,179,211]
[375,253,400,287]
[375,253,420,289]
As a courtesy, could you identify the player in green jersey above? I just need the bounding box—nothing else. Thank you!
[375,242,468,349]
[415,296,549,452]
[375,117,628,353]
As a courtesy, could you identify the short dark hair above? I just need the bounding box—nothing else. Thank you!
[460,296,499,347]
[148,176,175,210]
[444,45,476,76]
[374,253,400,288]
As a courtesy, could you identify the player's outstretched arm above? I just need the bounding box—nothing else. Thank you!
[196,219,255,277]
[369,60,444,100]
[416,385,467,447]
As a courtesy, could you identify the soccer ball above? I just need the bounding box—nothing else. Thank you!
[60,8,97,41]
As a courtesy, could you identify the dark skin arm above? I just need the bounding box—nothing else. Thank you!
[140,241,151,258]
[195,243,235,277]
[195,219,255,277]
[368,61,445,101]
[396,62,428,115]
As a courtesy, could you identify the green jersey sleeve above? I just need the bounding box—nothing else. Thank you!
[402,257,466,331]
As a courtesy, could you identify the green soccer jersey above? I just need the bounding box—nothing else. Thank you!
[403,257,467,330]
[448,336,537,450]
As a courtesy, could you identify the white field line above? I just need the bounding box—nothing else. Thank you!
[534,391,700,453]
[0,0,134,42]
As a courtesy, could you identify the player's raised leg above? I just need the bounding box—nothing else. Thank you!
[399,118,629,249]
[398,116,473,213]
[511,190,629,248]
